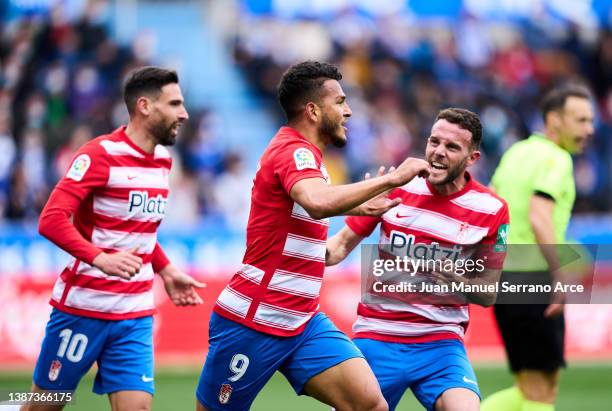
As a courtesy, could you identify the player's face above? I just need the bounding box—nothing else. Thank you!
[425,119,480,186]
[148,83,189,146]
[557,96,594,154]
[317,80,352,148]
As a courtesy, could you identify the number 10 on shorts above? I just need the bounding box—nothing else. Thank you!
[57,329,88,363]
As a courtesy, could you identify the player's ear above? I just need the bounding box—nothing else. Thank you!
[467,149,480,166]
[305,101,319,122]
[546,111,562,129]
[135,96,151,116]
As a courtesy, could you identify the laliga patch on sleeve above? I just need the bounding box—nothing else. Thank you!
[66,154,91,182]
[293,148,317,170]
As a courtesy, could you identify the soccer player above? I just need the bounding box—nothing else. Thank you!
[326,108,510,411]
[22,67,205,411]
[481,85,595,411]
[195,61,431,411]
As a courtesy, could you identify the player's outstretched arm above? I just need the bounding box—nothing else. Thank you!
[158,264,206,306]
[326,226,365,266]
[291,157,430,219]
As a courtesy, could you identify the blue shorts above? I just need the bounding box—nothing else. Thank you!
[196,312,363,411]
[33,308,154,395]
[354,338,480,411]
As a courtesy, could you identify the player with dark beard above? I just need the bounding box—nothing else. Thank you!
[22,67,205,411]
[195,61,431,411]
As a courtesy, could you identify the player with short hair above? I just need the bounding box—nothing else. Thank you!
[23,66,205,411]
[481,84,595,411]
[195,60,431,411]
[326,108,509,411]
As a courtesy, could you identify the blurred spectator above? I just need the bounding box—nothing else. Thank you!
[1,0,611,225]
[0,111,16,216]
[213,153,252,231]
[230,6,612,212]
[53,123,92,179]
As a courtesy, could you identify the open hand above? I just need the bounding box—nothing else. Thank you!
[160,267,206,306]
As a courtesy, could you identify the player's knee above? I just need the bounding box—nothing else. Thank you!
[112,397,151,411]
[115,403,150,411]
[350,392,388,411]
[435,388,480,411]
[369,396,389,411]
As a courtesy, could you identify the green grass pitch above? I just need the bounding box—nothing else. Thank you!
[0,364,610,410]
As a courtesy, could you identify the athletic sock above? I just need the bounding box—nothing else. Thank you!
[521,399,554,411]
[481,386,524,411]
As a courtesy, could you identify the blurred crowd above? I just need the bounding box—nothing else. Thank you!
[0,1,252,228]
[232,9,612,212]
[1,2,611,231]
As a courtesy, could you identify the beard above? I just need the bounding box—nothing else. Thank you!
[320,113,347,148]
[430,156,468,186]
[150,119,179,146]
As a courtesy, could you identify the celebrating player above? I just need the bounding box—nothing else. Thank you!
[482,84,595,411]
[23,67,205,411]
[195,61,431,411]
[326,108,509,411]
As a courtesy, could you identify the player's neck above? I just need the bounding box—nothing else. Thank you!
[125,122,156,154]
[288,122,326,153]
[430,174,468,196]
[542,128,561,147]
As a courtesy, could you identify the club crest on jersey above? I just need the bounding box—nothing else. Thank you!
[66,154,91,182]
[129,191,167,217]
[48,359,62,381]
[294,148,317,170]
[457,222,470,242]
[218,383,233,404]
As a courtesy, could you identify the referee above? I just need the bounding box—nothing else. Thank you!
[481,84,595,411]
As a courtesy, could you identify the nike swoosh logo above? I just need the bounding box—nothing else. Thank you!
[395,213,410,219]
[141,375,154,383]
[127,175,137,180]
[462,376,477,385]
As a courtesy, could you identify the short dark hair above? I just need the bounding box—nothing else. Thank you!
[277,61,342,121]
[540,83,593,122]
[123,66,179,115]
[435,108,482,150]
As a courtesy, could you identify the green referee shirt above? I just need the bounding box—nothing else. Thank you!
[491,133,575,271]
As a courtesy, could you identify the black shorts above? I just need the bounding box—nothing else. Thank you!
[494,271,566,373]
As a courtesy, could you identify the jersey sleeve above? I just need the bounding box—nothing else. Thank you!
[532,154,573,201]
[38,142,110,265]
[54,141,110,198]
[477,200,510,269]
[274,144,325,194]
[345,215,381,238]
[152,242,171,272]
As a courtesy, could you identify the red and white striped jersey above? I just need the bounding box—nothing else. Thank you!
[42,126,172,320]
[346,174,509,343]
[213,127,330,337]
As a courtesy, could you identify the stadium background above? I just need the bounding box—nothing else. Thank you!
[0,0,611,409]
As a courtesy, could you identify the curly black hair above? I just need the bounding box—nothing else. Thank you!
[277,61,342,121]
